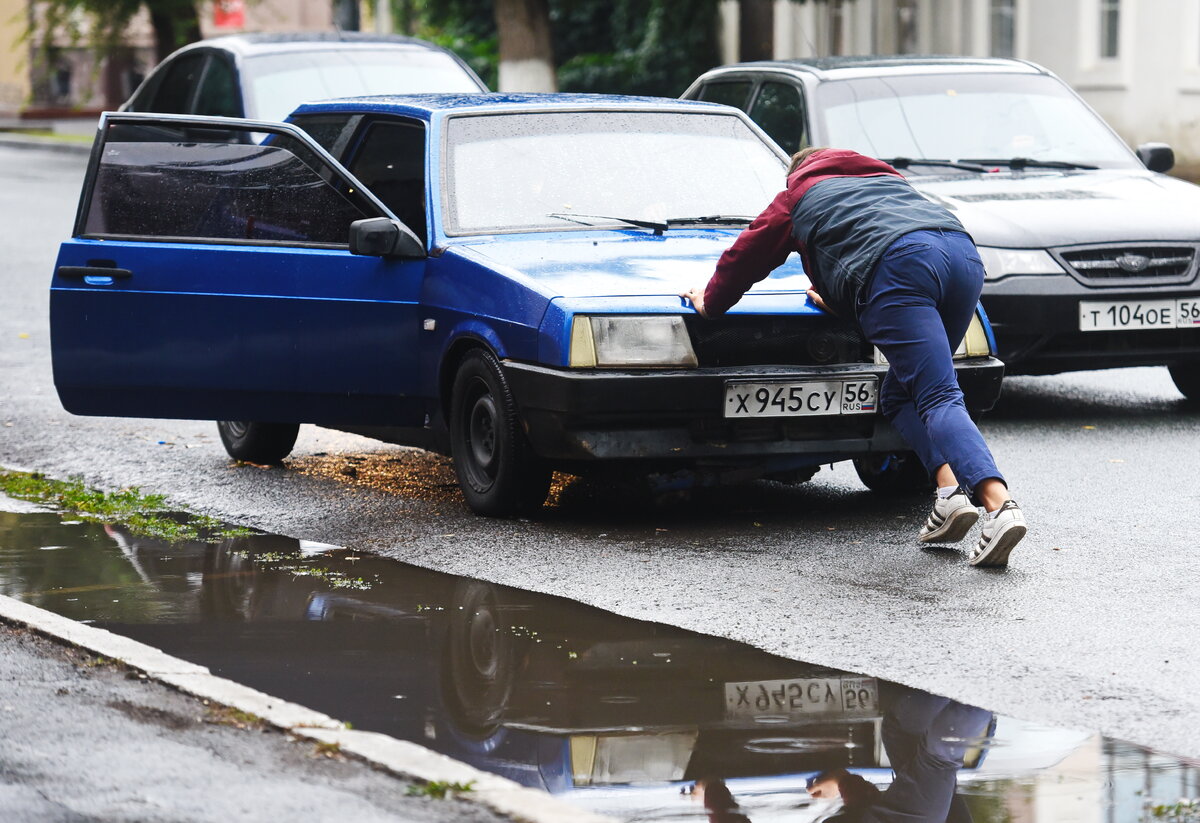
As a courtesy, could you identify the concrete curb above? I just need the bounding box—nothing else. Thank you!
[0,133,93,155]
[0,592,615,823]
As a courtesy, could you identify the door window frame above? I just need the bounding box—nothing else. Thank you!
[75,112,395,250]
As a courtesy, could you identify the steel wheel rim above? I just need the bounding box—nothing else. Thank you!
[465,384,499,488]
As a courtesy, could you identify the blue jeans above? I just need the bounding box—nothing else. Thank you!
[857,229,1004,495]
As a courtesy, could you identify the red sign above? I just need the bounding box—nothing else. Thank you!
[213,0,245,28]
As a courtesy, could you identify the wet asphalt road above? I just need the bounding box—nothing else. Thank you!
[2,146,1198,762]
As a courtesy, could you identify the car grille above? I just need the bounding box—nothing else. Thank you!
[684,316,871,367]
[1056,244,1197,283]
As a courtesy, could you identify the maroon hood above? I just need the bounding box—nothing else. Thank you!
[786,149,901,201]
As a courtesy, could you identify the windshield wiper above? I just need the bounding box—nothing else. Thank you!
[885,157,990,173]
[547,212,668,234]
[665,215,755,227]
[962,157,1099,171]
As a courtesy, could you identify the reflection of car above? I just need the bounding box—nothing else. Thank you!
[50,94,1002,515]
[682,57,1200,398]
[120,33,486,122]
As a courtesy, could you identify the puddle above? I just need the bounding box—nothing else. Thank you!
[1,504,1197,822]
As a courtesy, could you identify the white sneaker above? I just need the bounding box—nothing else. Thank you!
[970,500,1026,567]
[919,489,980,543]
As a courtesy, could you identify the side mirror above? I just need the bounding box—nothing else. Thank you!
[1136,142,1175,174]
[349,217,426,259]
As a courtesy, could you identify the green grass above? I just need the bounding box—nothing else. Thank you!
[0,469,252,542]
[405,780,475,799]
[1,129,94,145]
[1149,800,1200,822]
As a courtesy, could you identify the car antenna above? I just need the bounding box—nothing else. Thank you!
[333,22,346,41]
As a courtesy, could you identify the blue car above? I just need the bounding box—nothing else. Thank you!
[50,94,1003,516]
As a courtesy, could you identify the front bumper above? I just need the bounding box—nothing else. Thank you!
[982,274,1200,375]
[504,359,1004,463]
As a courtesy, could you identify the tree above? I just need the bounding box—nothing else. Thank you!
[494,0,554,91]
[35,0,202,64]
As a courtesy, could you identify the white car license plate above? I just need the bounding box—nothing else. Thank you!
[724,378,878,418]
[1079,298,1200,331]
[724,676,879,720]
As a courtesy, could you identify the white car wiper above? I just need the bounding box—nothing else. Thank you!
[884,157,990,173]
[547,212,668,234]
[963,157,1099,171]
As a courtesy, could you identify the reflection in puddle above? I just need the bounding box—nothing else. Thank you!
[1,504,1197,822]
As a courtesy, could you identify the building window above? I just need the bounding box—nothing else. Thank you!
[896,0,918,54]
[1100,0,1120,58]
[990,0,1015,57]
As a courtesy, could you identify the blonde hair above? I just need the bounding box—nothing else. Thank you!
[788,146,827,176]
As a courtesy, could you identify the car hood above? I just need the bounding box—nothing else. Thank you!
[449,229,815,312]
[911,169,1200,247]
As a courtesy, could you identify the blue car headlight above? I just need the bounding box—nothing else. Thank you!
[569,315,699,368]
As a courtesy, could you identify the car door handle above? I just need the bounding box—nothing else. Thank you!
[57,266,133,280]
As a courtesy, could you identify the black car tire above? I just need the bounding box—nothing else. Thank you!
[853,451,933,495]
[450,349,552,516]
[216,421,299,464]
[442,581,516,738]
[1168,361,1200,401]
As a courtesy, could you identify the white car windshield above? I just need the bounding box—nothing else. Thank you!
[244,49,482,122]
[444,110,786,234]
[814,72,1140,170]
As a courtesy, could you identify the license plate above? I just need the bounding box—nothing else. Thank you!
[1079,298,1200,331]
[724,676,879,720]
[724,379,878,418]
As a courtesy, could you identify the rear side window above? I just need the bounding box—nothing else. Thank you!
[193,55,241,117]
[81,121,376,246]
[148,52,207,113]
[748,82,807,154]
[697,81,753,111]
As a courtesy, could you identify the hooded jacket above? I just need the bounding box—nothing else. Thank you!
[702,149,967,320]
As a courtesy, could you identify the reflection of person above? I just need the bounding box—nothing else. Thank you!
[680,147,1026,566]
[807,691,991,822]
[691,777,753,823]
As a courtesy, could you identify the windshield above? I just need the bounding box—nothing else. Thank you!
[244,49,482,122]
[444,110,785,234]
[814,72,1139,170]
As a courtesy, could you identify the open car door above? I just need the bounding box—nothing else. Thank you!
[51,113,427,427]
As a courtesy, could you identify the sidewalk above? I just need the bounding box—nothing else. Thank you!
[0,621,511,823]
[0,116,97,155]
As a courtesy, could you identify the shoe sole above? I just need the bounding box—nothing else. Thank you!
[969,521,1027,567]
[919,507,980,543]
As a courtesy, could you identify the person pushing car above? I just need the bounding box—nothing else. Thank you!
[681,147,1026,567]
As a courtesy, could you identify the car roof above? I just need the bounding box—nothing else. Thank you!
[698,55,1047,80]
[292,92,735,120]
[175,32,459,58]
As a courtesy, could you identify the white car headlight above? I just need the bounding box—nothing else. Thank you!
[977,247,1065,280]
[875,312,992,363]
[569,315,698,368]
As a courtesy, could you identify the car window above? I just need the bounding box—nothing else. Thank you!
[696,81,753,111]
[348,119,428,244]
[445,110,784,234]
[149,52,207,114]
[81,120,377,246]
[814,72,1139,168]
[748,82,807,154]
[290,114,362,160]
[242,49,484,122]
[193,55,241,118]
